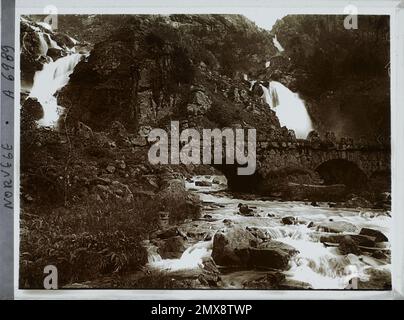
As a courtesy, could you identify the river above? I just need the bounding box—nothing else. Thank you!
[146,175,391,289]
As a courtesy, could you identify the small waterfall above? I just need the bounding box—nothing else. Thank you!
[29,53,83,127]
[46,33,61,49]
[261,81,313,139]
[37,21,53,31]
[273,35,284,52]
[148,241,212,271]
[37,32,49,56]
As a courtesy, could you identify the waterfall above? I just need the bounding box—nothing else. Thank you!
[29,53,83,127]
[148,241,212,271]
[37,32,49,56]
[273,35,284,52]
[46,33,61,50]
[261,81,313,139]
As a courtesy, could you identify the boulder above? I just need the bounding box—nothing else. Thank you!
[212,177,221,184]
[212,228,298,270]
[47,47,64,60]
[22,97,44,121]
[238,203,254,216]
[154,236,186,259]
[357,269,391,290]
[338,235,361,255]
[281,216,296,225]
[320,234,376,248]
[248,241,298,269]
[344,196,372,208]
[317,221,357,233]
[211,227,257,267]
[246,226,271,241]
[359,228,388,242]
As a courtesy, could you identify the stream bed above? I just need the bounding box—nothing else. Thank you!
[146,175,391,289]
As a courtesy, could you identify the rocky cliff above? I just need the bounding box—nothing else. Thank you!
[56,15,283,137]
[260,15,390,142]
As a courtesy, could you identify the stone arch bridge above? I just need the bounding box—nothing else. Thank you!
[213,138,390,193]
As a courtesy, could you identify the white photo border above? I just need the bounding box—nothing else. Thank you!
[13,0,404,300]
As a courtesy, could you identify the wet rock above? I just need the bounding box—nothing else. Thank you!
[203,214,213,220]
[195,180,212,187]
[320,234,375,248]
[47,47,64,61]
[372,250,388,260]
[359,228,388,242]
[154,236,186,259]
[338,235,361,255]
[222,219,233,227]
[212,224,298,270]
[198,273,221,287]
[317,221,357,233]
[281,216,296,225]
[22,97,44,121]
[211,227,257,267]
[212,177,221,184]
[246,226,271,242]
[243,271,285,289]
[278,279,312,290]
[311,201,319,207]
[357,269,391,290]
[249,241,299,269]
[344,196,372,208]
[203,233,213,241]
[238,203,254,216]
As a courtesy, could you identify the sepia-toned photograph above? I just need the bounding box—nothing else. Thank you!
[19,13,391,290]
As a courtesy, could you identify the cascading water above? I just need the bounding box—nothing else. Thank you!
[37,32,49,57]
[45,33,61,50]
[273,35,284,52]
[261,81,313,139]
[148,241,212,271]
[145,175,391,289]
[29,53,83,127]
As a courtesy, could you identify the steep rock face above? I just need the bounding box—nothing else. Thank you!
[57,15,282,135]
[260,15,390,143]
[20,16,80,86]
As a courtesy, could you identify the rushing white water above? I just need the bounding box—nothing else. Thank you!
[262,81,313,139]
[37,32,49,56]
[148,241,212,271]
[37,21,53,31]
[147,175,391,289]
[29,53,83,127]
[273,35,284,52]
[46,33,61,50]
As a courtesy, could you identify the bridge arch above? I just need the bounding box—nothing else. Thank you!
[315,159,368,190]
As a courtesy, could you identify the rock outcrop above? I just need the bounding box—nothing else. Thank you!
[211,227,298,270]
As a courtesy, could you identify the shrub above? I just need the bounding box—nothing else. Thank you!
[19,197,160,288]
